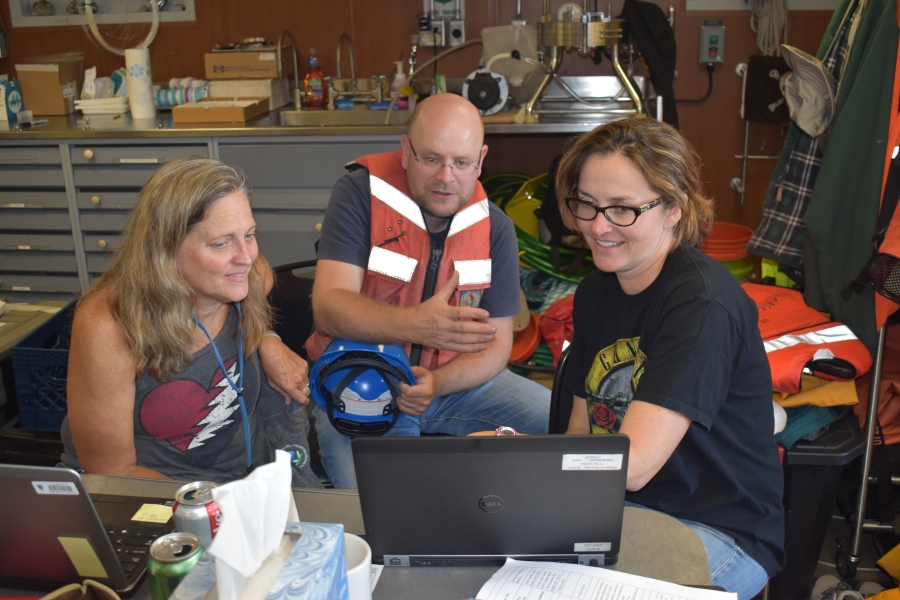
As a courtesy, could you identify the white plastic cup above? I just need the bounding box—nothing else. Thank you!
[343,533,372,600]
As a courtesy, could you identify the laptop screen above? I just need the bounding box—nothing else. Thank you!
[352,434,629,567]
[0,464,174,593]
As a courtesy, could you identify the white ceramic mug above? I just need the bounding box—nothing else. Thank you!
[344,533,372,600]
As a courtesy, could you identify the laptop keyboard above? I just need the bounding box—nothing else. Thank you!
[105,524,171,575]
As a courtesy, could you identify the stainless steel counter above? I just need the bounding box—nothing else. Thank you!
[0,108,604,140]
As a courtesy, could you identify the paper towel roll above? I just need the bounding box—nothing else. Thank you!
[125,48,156,119]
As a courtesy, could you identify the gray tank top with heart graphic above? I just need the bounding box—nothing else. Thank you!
[62,307,270,483]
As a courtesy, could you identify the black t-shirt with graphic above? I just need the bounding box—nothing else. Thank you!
[564,244,785,577]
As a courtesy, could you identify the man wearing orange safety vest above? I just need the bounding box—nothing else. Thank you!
[306,94,551,489]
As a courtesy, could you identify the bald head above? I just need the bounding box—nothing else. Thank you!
[408,94,485,146]
[400,94,488,221]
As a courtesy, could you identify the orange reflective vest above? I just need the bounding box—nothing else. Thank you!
[743,283,873,394]
[306,150,492,369]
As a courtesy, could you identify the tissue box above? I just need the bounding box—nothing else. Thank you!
[0,79,24,121]
[171,522,348,600]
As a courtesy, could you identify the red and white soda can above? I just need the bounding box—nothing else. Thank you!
[173,481,222,548]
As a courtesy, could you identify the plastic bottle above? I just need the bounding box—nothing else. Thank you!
[389,61,407,100]
[304,48,326,110]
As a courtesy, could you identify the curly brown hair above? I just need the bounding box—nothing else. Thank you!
[555,117,714,247]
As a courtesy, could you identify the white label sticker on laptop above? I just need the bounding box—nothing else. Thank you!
[32,481,79,495]
[574,542,612,551]
[562,454,623,471]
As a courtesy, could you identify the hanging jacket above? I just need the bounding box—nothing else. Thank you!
[618,0,678,128]
[306,150,492,370]
[743,283,873,394]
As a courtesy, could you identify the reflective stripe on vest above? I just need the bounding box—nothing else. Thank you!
[368,246,418,283]
[763,325,859,353]
[454,258,491,286]
[448,199,490,237]
[370,175,427,231]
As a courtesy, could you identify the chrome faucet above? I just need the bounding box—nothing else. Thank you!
[408,37,418,78]
[277,29,302,109]
[336,33,357,89]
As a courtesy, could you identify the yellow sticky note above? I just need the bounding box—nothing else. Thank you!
[131,503,173,524]
[58,537,109,579]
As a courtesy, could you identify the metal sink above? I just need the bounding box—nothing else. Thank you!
[278,106,410,127]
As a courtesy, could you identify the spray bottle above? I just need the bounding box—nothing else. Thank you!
[304,48,326,109]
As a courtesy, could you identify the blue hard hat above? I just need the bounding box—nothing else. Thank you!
[310,339,416,437]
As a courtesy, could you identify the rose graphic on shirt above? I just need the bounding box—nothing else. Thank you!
[592,402,618,431]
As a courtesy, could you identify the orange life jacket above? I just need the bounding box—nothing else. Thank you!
[306,150,492,369]
[743,283,873,394]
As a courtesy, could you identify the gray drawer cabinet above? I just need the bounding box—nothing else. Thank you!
[217,137,397,265]
[0,145,77,303]
[72,142,211,279]
[0,134,403,300]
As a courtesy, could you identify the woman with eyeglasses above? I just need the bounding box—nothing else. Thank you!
[558,118,784,599]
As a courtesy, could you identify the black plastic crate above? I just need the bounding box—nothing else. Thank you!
[11,302,75,431]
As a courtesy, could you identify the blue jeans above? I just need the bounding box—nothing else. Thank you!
[313,368,551,489]
[625,502,769,600]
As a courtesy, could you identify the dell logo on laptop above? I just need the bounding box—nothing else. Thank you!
[479,495,505,513]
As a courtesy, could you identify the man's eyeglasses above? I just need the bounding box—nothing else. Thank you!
[565,196,665,227]
[408,141,482,174]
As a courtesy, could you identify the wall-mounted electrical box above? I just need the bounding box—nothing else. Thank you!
[421,0,463,47]
[699,19,725,64]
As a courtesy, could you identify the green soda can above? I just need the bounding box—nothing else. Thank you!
[147,532,203,600]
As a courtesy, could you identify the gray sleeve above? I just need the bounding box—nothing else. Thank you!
[316,168,371,268]
[480,203,521,318]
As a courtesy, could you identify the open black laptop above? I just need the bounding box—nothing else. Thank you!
[0,463,175,594]
[352,434,629,567]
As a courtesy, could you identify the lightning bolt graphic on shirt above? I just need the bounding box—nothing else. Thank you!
[187,363,241,450]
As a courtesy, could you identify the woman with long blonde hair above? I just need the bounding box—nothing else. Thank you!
[61,156,319,485]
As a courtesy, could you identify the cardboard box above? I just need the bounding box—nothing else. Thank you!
[208,77,291,111]
[172,98,269,123]
[16,62,80,115]
[205,50,294,80]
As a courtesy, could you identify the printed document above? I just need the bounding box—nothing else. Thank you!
[476,559,736,600]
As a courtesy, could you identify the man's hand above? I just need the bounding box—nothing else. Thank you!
[409,271,497,353]
[259,336,312,405]
[397,365,440,416]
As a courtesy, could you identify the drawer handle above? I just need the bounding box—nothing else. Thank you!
[84,149,94,160]
[91,195,101,205]
[119,158,160,164]
[98,239,107,249]
[315,222,322,232]
[2,203,41,208]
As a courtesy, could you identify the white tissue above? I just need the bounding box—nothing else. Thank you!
[207,450,294,600]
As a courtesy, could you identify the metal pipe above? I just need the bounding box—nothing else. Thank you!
[739,120,749,205]
[525,45,562,122]
[610,44,643,115]
[277,30,301,110]
[336,33,357,88]
[850,326,889,560]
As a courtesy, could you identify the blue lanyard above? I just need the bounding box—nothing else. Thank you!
[193,302,252,469]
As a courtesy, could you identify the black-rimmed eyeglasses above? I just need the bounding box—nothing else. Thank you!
[408,141,482,174]
[565,196,665,227]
